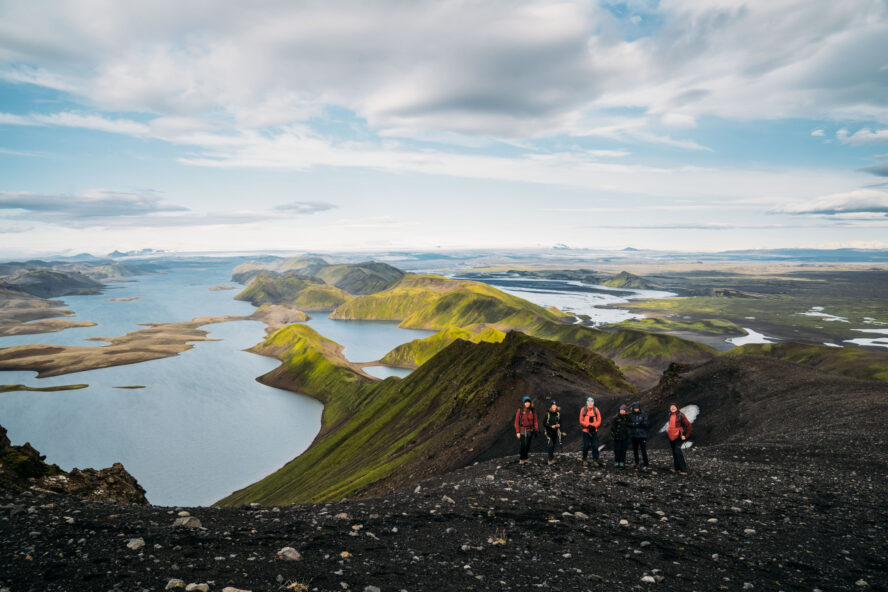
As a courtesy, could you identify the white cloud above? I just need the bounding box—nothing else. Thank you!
[837,128,888,145]
[0,0,885,145]
[0,111,150,136]
[773,189,888,216]
[811,129,825,137]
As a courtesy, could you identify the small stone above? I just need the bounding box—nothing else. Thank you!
[277,547,302,561]
[486,475,495,481]
[334,513,350,520]
[743,584,754,590]
[364,587,381,592]
[573,511,588,520]
[222,588,252,592]
[442,495,455,504]
[856,581,869,588]
[619,519,629,526]
[173,516,202,529]
[707,518,718,523]
[340,551,352,559]
[743,528,756,535]
[185,585,210,592]
[414,485,422,493]
[562,553,572,559]
[711,554,719,561]
[64,516,75,524]
[165,579,185,590]
[126,537,145,550]
[177,510,190,517]
[641,575,656,583]
[640,541,651,547]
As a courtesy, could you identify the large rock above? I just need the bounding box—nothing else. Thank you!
[0,424,148,504]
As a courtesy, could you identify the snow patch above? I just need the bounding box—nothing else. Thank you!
[660,404,699,432]
[823,342,843,348]
[726,328,779,346]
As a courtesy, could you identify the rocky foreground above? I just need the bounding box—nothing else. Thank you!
[2,438,885,592]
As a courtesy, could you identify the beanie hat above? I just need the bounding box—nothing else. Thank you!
[549,400,558,407]
[619,404,627,411]
[586,397,594,405]
[631,401,641,410]
[522,396,531,403]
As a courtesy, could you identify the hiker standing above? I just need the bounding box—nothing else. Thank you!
[629,401,650,470]
[611,404,631,468]
[579,397,602,466]
[544,400,562,465]
[514,396,539,464]
[666,403,692,474]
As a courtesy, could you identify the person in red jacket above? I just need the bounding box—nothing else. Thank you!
[514,396,539,464]
[579,397,602,467]
[666,403,692,474]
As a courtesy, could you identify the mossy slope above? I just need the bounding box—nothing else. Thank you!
[235,272,353,311]
[218,331,636,506]
[735,342,888,383]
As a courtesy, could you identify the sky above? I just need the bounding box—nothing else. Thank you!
[1,0,887,256]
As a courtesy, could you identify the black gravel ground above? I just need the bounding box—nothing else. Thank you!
[2,437,885,592]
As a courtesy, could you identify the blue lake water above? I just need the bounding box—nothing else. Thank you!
[0,262,429,506]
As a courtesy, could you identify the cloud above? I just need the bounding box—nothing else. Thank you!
[773,189,888,216]
[0,190,339,229]
[0,0,885,147]
[860,162,888,177]
[273,201,337,214]
[837,128,888,145]
[811,129,825,137]
[0,111,150,136]
[0,190,187,218]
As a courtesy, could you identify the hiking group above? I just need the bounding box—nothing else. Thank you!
[514,396,692,474]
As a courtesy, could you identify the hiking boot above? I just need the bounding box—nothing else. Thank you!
[591,460,600,467]
[669,468,677,473]
[582,460,589,466]
[547,460,555,465]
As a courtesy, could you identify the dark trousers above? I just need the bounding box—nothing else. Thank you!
[545,427,559,460]
[614,439,628,464]
[582,431,599,460]
[632,437,649,466]
[669,438,688,472]
[519,430,534,460]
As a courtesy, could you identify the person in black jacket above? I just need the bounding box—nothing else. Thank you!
[544,400,562,465]
[611,404,631,468]
[628,401,650,471]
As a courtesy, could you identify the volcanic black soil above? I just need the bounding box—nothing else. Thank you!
[2,436,886,592]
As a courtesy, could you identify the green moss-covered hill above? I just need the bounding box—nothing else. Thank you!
[734,342,888,383]
[235,272,353,311]
[232,257,404,296]
[218,330,636,506]
[331,274,714,385]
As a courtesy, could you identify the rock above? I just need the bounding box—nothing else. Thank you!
[222,588,252,592]
[641,575,656,583]
[126,537,145,550]
[165,578,185,590]
[856,581,869,588]
[743,583,754,590]
[277,547,302,561]
[334,512,350,520]
[173,516,202,528]
[442,495,455,504]
[185,584,210,592]
[619,519,629,526]
[364,587,381,592]
[177,510,190,517]
[743,528,756,535]
[707,518,718,523]
[573,511,589,520]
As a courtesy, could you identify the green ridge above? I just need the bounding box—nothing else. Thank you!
[235,272,352,310]
[381,324,507,367]
[218,330,635,506]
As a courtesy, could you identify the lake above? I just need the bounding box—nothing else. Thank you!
[456,274,675,325]
[0,262,428,506]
